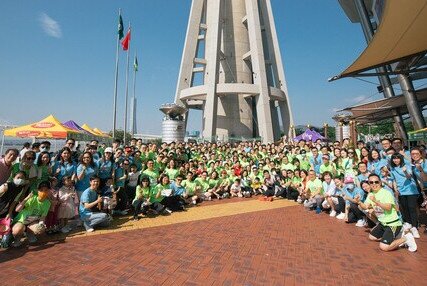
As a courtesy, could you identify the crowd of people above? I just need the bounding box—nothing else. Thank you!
[0,136,425,252]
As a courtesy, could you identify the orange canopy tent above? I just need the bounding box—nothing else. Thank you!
[1,115,81,154]
[3,115,79,139]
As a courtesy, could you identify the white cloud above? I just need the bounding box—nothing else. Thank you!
[39,13,62,38]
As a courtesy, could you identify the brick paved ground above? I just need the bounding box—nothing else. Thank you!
[0,201,426,286]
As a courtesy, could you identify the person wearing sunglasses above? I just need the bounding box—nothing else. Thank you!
[358,174,417,252]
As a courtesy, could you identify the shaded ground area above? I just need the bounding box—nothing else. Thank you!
[0,203,426,286]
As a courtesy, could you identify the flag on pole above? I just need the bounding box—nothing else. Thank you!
[118,14,124,40]
[134,56,138,71]
[121,29,131,51]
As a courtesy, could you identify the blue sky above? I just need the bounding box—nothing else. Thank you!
[0,0,386,134]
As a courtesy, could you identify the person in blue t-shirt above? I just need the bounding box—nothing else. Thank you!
[167,175,186,211]
[75,152,98,198]
[342,176,366,225]
[390,153,420,238]
[309,148,322,175]
[367,149,388,176]
[79,175,111,232]
[97,147,114,187]
[53,147,76,188]
[356,162,370,188]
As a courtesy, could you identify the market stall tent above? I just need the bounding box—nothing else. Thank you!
[3,115,79,139]
[1,115,81,154]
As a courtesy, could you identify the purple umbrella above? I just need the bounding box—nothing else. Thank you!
[293,129,325,142]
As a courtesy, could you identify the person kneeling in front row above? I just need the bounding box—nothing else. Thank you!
[79,176,112,233]
[11,181,51,247]
[358,174,417,252]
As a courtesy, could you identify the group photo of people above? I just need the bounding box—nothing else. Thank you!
[0,136,425,253]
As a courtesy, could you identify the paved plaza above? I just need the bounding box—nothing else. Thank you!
[0,199,426,286]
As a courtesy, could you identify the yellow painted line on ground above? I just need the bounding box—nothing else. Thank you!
[50,199,297,240]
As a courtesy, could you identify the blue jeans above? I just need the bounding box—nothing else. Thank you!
[83,212,111,230]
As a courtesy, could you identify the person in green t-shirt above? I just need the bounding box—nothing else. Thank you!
[303,170,324,213]
[195,171,212,200]
[164,159,179,181]
[132,176,153,220]
[11,180,52,247]
[142,160,159,186]
[182,171,200,205]
[319,154,337,177]
[358,174,417,252]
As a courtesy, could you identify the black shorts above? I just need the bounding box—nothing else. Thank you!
[370,223,402,245]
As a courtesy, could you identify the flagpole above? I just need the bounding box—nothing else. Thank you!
[112,8,121,139]
[123,23,131,146]
[132,52,137,136]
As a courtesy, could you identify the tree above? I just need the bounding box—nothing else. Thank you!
[108,129,133,143]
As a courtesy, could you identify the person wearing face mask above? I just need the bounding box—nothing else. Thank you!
[10,181,52,247]
[0,172,27,219]
[10,151,38,194]
[33,141,51,164]
[341,176,366,225]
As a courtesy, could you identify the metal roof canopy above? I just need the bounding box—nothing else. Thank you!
[340,88,427,124]
[330,0,427,81]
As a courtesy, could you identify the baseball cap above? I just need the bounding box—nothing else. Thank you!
[104,147,113,153]
[344,176,354,184]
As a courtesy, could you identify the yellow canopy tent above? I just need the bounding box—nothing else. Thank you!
[1,115,81,154]
[3,115,79,138]
[81,124,99,136]
[93,128,110,138]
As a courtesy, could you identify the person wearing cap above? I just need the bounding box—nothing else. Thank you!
[319,154,336,177]
[249,165,263,182]
[97,147,114,188]
[358,173,417,252]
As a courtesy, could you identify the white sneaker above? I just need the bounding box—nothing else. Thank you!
[336,213,345,220]
[404,232,417,252]
[192,200,197,205]
[329,210,337,217]
[410,227,420,239]
[296,198,302,204]
[355,218,367,227]
[86,228,95,233]
[403,222,412,232]
[164,208,172,214]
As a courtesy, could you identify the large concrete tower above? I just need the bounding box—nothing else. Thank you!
[174,0,294,143]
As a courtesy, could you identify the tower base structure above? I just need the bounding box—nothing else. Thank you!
[174,0,294,143]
